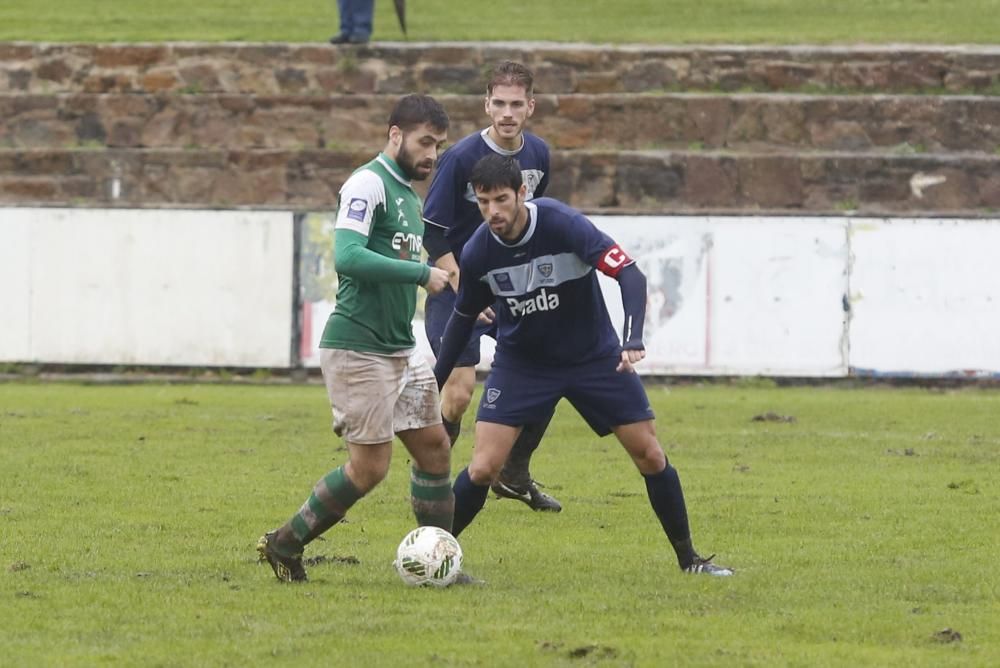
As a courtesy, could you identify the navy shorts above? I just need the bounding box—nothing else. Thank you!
[476,355,656,436]
[425,287,496,368]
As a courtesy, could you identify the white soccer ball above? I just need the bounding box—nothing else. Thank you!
[393,526,463,587]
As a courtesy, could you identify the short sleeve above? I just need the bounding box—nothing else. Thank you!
[336,170,386,236]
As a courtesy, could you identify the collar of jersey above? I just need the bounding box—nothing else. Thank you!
[480,128,524,155]
[376,153,412,187]
[491,201,538,247]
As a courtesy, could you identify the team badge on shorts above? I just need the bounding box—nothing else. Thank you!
[483,388,502,408]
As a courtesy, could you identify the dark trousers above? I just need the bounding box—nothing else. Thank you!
[337,0,374,40]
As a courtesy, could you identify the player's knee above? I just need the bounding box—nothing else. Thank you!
[467,460,501,486]
[421,436,452,475]
[643,446,667,473]
[629,441,666,475]
[345,459,390,492]
[442,379,474,416]
[441,392,472,417]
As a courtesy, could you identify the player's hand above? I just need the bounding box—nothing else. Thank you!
[424,267,453,295]
[616,347,646,373]
[477,306,495,324]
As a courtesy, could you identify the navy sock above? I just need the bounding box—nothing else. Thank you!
[643,464,696,568]
[452,468,490,537]
[442,414,461,448]
[500,412,552,485]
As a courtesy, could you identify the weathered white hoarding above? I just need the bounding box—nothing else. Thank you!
[591,216,849,376]
[0,208,294,367]
[4,208,997,377]
[848,219,1000,376]
[301,215,851,376]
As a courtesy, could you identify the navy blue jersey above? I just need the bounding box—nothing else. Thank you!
[454,198,636,368]
[423,129,549,263]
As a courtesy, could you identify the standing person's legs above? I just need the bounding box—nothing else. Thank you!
[331,0,372,43]
[331,0,352,42]
[347,0,374,42]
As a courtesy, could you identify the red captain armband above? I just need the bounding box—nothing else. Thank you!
[595,244,634,278]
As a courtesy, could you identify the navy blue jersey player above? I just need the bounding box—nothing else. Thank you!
[434,155,733,577]
[423,61,561,512]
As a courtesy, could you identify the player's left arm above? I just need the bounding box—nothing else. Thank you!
[557,209,646,373]
[575,216,647,373]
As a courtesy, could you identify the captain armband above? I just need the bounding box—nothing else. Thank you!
[595,244,635,278]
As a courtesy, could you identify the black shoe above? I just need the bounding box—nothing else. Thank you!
[683,553,733,577]
[329,34,350,44]
[491,478,562,512]
[347,34,370,44]
[256,531,307,582]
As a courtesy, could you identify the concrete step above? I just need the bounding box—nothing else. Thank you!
[2,147,997,215]
[3,42,999,96]
[4,92,999,155]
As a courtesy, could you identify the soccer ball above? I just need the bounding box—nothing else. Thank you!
[393,526,463,587]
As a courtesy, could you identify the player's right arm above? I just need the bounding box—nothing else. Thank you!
[432,253,495,388]
[335,229,436,286]
[333,170,440,288]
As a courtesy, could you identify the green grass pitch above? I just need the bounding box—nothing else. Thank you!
[2,0,999,44]
[2,380,998,665]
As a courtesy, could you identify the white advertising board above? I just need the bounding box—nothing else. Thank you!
[592,216,849,376]
[301,215,850,376]
[0,208,294,367]
[6,208,996,377]
[848,219,1000,377]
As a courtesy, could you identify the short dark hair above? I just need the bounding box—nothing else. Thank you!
[487,61,534,97]
[469,154,523,193]
[387,94,450,134]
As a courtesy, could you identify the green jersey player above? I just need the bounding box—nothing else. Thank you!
[257,95,458,583]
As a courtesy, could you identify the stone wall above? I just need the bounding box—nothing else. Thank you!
[4,42,1000,95]
[4,92,999,153]
[5,148,998,214]
[2,42,1000,215]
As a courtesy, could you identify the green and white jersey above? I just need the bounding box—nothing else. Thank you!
[320,153,429,354]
